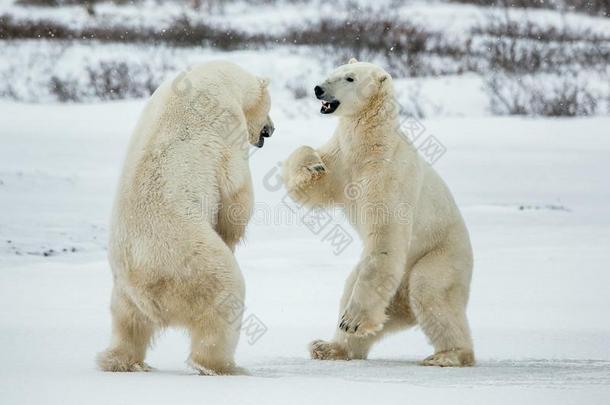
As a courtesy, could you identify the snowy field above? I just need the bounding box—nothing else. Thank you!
[1,68,610,404]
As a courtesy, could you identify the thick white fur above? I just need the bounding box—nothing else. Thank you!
[97,61,272,375]
[283,59,475,367]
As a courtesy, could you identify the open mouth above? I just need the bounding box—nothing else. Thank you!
[320,100,340,114]
[254,125,273,148]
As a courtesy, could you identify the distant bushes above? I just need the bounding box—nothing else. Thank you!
[487,74,599,116]
[474,16,610,74]
[451,0,557,8]
[1,2,609,116]
[0,12,442,57]
[474,18,609,43]
[85,61,163,101]
[0,53,174,102]
[0,12,468,77]
[450,0,609,16]
[479,35,610,73]
[0,14,265,49]
[282,16,469,76]
[564,0,610,16]
[474,13,609,116]
[283,17,432,55]
[10,0,610,16]
[15,0,139,5]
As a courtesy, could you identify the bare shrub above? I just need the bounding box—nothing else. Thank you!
[564,0,610,16]
[0,15,74,40]
[283,17,431,54]
[14,58,175,102]
[158,15,264,48]
[474,18,609,42]
[475,17,610,73]
[450,0,551,8]
[49,76,80,102]
[0,13,265,49]
[284,15,468,77]
[487,74,599,116]
[15,0,140,5]
[450,0,609,16]
[15,0,62,5]
[86,62,158,101]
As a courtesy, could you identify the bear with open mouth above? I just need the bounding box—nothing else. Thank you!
[283,58,475,367]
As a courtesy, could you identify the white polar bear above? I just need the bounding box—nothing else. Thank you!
[97,61,274,375]
[283,59,474,366]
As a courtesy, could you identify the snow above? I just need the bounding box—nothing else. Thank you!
[1,93,610,403]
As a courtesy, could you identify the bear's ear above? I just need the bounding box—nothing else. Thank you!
[348,58,358,64]
[258,77,270,88]
[377,71,391,83]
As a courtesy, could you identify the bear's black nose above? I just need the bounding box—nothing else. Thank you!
[314,85,325,99]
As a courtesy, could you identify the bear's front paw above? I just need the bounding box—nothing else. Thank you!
[285,147,327,189]
[304,161,327,179]
[339,301,386,337]
[289,161,327,190]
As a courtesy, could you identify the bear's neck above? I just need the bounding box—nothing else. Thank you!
[338,89,403,157]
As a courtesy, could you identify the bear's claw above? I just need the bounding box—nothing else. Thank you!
[307,163,326,173]
[339,302,385,337]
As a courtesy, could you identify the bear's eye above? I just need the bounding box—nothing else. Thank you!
[346,77,355,82]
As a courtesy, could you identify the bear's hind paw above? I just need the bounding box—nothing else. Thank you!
[309,339,349,361]
[421,349,475,367]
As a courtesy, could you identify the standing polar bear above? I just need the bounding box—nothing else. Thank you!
[97,61,274,375]
[283,59,474,366]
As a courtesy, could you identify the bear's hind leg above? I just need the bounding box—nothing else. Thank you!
[409,251,474,367]
[187,313,242,376]
[182,232,245,376]
[310,269,413,360]
[97,287,155,372]
[310,315,409,361]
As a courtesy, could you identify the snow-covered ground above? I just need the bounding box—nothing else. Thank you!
[1,70,610,403]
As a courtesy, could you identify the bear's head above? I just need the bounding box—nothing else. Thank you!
[314,58,392,116]
[245,77,274,148]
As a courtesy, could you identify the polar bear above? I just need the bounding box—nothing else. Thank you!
[283,59,474,366]
[97,61,274,375]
